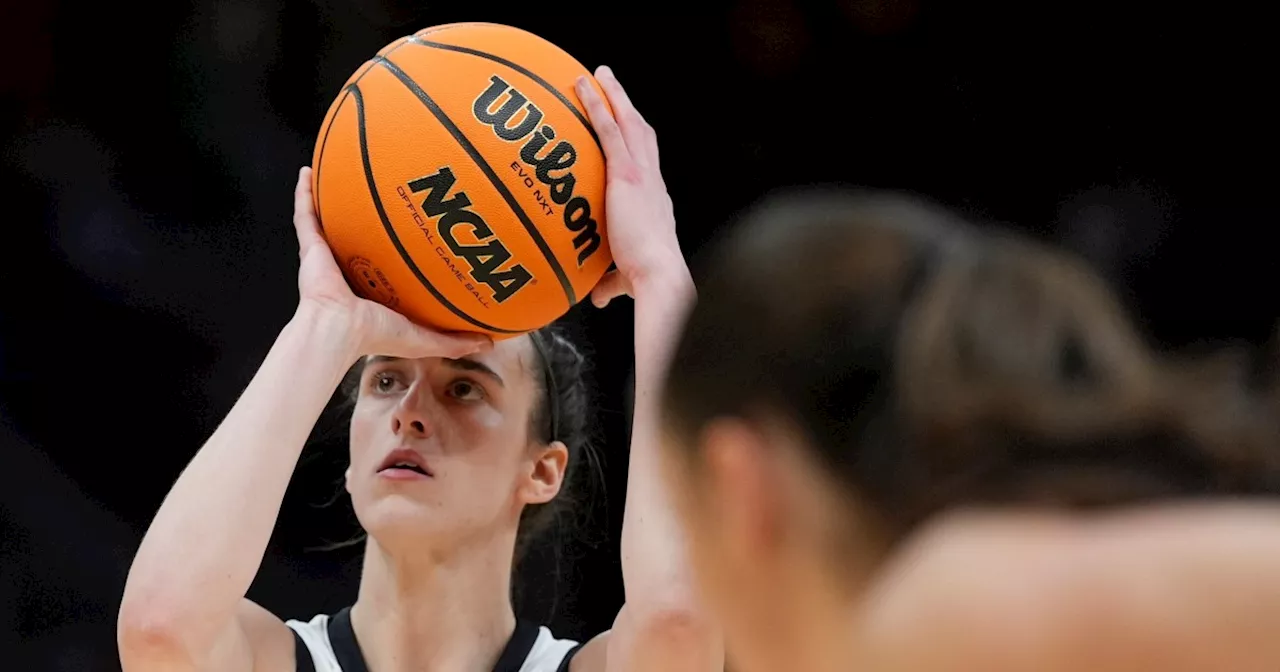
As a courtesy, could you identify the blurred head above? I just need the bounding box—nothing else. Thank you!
[342,327,595,566]
[659,190,1280,672]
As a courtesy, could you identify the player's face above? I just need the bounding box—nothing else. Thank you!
[345,336,566,551]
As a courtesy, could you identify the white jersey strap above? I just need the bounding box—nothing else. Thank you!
[289,606,581,672]
[291,626,317,672]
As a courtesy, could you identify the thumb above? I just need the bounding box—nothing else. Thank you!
[591,271,631,309]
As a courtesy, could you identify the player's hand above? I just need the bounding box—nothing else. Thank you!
[575,67,691,308]
[292,167,491,359]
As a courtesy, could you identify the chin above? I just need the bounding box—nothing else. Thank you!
[354,492,446,539]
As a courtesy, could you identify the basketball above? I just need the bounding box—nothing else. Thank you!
[311,23,613,338]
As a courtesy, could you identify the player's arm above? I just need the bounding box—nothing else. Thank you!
[569,68,723,672]
[116,171,486,672]
[116,305,360,672]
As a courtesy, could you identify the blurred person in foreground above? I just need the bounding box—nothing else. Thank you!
[659,190,1280,672]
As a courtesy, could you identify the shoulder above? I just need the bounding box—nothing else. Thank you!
[854,506,1280,671]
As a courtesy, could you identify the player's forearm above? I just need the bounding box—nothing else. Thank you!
[620,268,700,608]
[119,304,359,647]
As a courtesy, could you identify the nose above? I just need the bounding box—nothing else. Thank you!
[390,383,435,438]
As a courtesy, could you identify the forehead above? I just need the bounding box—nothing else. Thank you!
[368,334,538,386]
[484,334,539,382]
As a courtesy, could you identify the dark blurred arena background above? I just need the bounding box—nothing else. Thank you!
[2,1,1277,669]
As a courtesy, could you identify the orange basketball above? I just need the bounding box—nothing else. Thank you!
[311,23,613,338]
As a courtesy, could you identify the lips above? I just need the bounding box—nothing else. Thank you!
[377,448,433,477]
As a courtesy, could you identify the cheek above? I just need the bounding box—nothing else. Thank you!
[439,401,509,456]
[468,403,506,431]
[347,401,383,467]
[441,409,527,480]
[477,430,529,485]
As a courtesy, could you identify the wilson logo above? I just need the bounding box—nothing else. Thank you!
[473,75,603,266]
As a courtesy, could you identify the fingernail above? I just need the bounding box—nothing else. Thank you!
[574,76,589,93]
[597,65,614,80]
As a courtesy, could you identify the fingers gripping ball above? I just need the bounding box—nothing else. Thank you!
[311,23,614,338]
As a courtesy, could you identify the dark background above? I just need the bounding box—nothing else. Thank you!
[2,1,1277,669]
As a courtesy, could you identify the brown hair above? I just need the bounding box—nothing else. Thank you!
[661,188,1280,548]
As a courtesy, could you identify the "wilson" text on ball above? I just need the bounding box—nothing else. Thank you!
[472,75,603,267]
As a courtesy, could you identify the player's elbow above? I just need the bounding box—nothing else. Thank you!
[621,604,721,672]
[621,555,705,614]
[630,601,719,655]
[117,596,199,671]
[117,618,187,671]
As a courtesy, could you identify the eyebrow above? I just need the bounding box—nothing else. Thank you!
[443,357,505,387]
[366,355,504,387]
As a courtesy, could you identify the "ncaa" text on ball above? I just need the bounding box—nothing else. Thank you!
[407,166,533,304]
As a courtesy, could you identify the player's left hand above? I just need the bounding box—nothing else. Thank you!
[575,66,690,308]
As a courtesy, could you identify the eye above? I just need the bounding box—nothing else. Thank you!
[369,371,405,394]
[446,379,486,402]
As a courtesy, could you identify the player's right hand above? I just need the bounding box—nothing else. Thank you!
[292,166,491,359]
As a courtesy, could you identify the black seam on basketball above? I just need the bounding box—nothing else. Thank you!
[374,54,579,307]
[414,23,481,38]
[316,36,414,228]
[349,83,520,334]
[347,58,380,87]
[312,88,353,235]
[404,36,602,151]
[347,35,412,89]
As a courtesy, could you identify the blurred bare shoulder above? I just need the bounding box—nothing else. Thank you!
[850,504,1280,672]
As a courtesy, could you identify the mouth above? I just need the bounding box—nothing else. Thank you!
[377,448,434,478]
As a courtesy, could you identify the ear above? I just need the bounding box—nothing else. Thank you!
[521,440,569,505]
[700,419,784,556]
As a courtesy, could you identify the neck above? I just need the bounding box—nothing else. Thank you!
[731,553,865,672]
[350,532,518,672]
[775,572,865,672]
